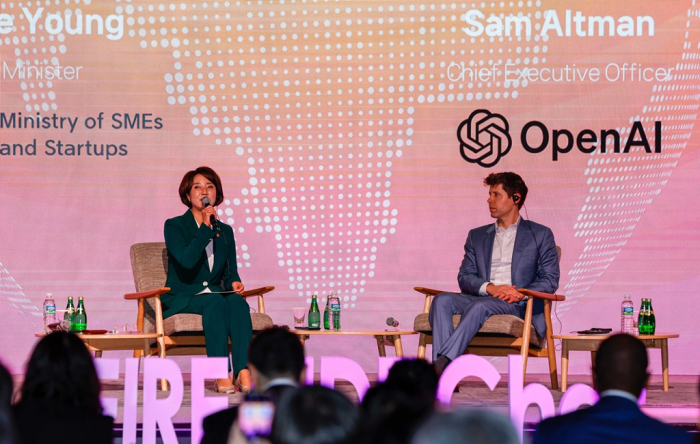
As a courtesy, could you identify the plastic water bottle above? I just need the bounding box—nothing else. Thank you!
[621,294,634,334]
[328,294,341,330]
[43,293,57,333]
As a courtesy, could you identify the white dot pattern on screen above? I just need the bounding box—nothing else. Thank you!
[121,1,553,307]
[558,4,700,313]
[121,1,699,310]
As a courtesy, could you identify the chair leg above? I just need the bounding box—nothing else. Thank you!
[547,342,559,391]
[157,336,169,391]
[543,299,558,389]
[521,343,530,383]
[417,333,427,360]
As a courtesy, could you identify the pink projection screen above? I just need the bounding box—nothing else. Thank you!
[1,0,699,376]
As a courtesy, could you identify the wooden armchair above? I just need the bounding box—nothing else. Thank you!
[414,246,564,388]
[127,242,275,359]
[413,287,565,388]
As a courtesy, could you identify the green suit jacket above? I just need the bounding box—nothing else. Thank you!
[162,210,242,318]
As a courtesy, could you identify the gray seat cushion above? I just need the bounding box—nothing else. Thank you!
[144,312,274,335]
[413,313,544,348]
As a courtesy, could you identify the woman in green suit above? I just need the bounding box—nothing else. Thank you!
[163,166,252,393]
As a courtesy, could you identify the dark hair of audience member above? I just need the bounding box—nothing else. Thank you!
[385,359,438,406]
[248,327,305,380]
[270,385,358,444]
[358,382,432,444]
[411,410,519,444]
[19,331,102,413]
[594,333,648,397]
[355,359,439,444]
[0,361,15,444]
[0,361,12,410]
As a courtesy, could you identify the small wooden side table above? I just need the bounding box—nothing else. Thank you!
[552,332,679,392]
[35,332,161,358]
[289,329,418,358]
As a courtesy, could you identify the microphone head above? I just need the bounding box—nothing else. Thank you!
[386,317,398,327]
[202,196,212,207]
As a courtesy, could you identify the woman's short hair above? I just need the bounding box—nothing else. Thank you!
[19,331,102,414]
[178,166,224,208]
[271,385,358,444]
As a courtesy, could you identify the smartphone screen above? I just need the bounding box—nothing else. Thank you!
[238,400,275,438]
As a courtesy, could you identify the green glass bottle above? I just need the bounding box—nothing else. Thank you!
[73,297,87,332]
[323,296,330,330]
[637,299,647,335]
[647,299,656,335]
[64,297,75,330]
[643,299,653,335]
[308,295,320,329]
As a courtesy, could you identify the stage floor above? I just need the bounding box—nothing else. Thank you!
[11,373,697,426]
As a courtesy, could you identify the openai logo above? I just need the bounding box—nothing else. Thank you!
[457,109,512,168]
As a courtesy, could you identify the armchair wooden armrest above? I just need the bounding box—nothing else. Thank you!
[124,287,171,300]
[414,287,448,314]
[239,286,275,314]
[518,288,566,302]
[124,287,170,336]
[414,287,566,315]
[414,287,444,297]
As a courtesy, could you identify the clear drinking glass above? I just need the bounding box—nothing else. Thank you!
[292,307,306,328]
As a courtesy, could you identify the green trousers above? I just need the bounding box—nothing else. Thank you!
[177,292,253,376]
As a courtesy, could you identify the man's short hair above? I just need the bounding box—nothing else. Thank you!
[271,386,358,444]
[483,172,528,209]
[385,359,439,405]
[594,334,648,396]
[411,410,518,444]
[248,327,305,379]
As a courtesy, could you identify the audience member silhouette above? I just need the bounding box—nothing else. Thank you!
[0,361,12,409]
[534,333,692,444]
[12,331,113,444]
[357,359,438,444]
[270,385,357,444]
[411,410,519,444]
[385,359,439,407]
[202,327,305,444]
[0,361,15,444]
[693,375,700,444]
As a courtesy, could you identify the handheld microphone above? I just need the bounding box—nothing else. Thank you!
[386,317,399,328]
[201,196,217,230]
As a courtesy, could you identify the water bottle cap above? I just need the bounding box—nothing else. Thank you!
[46,293,52,297]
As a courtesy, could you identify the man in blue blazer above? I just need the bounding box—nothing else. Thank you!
[534,334,692,444]
[430,172,560,373]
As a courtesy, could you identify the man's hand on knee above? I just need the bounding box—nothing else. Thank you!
[486,284,522,304]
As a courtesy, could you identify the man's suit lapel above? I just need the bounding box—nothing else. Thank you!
[511,220,528,286]
[483,225,496,281]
